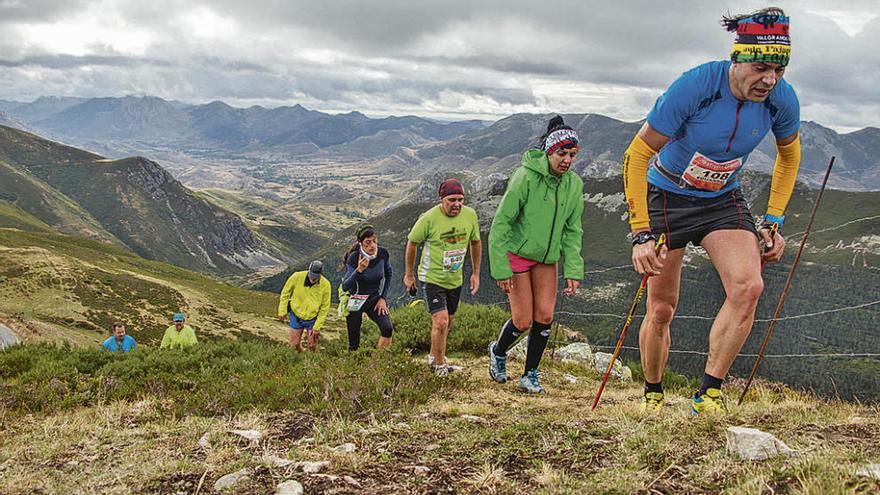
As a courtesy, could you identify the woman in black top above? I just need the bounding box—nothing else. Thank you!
[342,224,393,350]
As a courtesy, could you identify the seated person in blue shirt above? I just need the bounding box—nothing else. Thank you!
[102,322,137,352]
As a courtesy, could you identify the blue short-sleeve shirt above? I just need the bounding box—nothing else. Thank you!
[646,60,800,198]
[102,335,137,352]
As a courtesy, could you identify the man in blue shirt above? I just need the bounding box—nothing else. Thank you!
[621,8,802,415]
[102,322,137,353]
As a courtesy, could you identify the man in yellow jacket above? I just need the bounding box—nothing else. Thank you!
[277,260,331,352]
[160,313,198,349]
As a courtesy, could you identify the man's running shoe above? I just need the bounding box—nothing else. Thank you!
[432,364,449,378]
[691,388,727,416]
[518,368,545,394]
[639,391,665,414]
[488,341,507,383]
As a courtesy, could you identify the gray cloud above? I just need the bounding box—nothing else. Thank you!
[0,54,171,69]
[0,1,876,130]
[0,0,90,23]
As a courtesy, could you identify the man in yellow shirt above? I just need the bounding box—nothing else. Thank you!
[277,260,331,352]
[160,313,198,349]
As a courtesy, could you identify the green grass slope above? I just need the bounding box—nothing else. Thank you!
[0,125,276,276]
[0,160,121,242]
[0,200,52,232]
[0,228,280,348]
[1,306,878,494]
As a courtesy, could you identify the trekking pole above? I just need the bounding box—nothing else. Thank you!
[591,233,666,411]
[738,156,835,406]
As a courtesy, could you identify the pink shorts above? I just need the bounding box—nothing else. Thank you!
[507,252,539,273]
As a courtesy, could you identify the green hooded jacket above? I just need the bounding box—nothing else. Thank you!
[489,149,585,281]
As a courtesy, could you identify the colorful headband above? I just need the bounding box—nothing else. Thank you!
[543,128,579,155]
[730,14,790,65]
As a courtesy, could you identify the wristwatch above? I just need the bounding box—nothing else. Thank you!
[631,231,658,246]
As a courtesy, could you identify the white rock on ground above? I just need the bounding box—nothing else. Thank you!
[0,323,19,350]
[856,464,880,480]
[726,427,797,461]
[299,461,331,474]
[275,480,304,495]
[555,343,593,365]
[264,455,297,468]
[198,433,211,450]
[593,352,625,379]
[343,475,361,487]
[413,466,431,475]
[331,443,356,453]
[562,373,578,384]
[230,429,262,442]
[214,468,251,491]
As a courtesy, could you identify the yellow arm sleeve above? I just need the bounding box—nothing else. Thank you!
[622,134,658,231]
[767,135,802,217]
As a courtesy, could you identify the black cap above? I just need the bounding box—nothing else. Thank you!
[307,260,323,280]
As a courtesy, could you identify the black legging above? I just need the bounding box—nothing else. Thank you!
[346,296,393,351]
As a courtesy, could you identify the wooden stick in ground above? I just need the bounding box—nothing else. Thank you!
[592,233,665,411]
[737,156,835,406]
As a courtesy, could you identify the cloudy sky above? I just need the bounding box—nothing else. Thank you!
[0,1,877,131]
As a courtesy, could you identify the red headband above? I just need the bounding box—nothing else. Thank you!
[439,178,464,198]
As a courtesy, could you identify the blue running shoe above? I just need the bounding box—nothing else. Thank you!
[518,368,545,394]
[488,341,507,383]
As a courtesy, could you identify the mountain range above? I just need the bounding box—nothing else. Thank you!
[394,113,880,191]
[3,97,878,191]
[0,96,485,159]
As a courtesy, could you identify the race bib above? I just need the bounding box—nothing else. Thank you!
[681,152,743,191]
[347,294,369,312]
[442,249,466,272]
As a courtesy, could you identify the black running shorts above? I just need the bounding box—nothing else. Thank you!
[647,185,758,250]
[424,283,462,315]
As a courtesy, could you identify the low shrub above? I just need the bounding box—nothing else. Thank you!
[0,341,465,417]
[355,303,509,355]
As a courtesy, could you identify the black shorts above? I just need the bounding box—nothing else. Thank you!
[346,294,393,351]
[424,283,462,315]
[648,185,758,251]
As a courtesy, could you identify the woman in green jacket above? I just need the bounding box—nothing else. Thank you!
[487,115,585,394]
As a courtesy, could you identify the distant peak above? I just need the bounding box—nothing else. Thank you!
[204,100,232,109]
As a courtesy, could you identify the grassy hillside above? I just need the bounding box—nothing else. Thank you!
[0,200,52,232]
[1,307,878,493]
[0,227,280,348]
[0,160,121,242]
[0,125,282,277]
